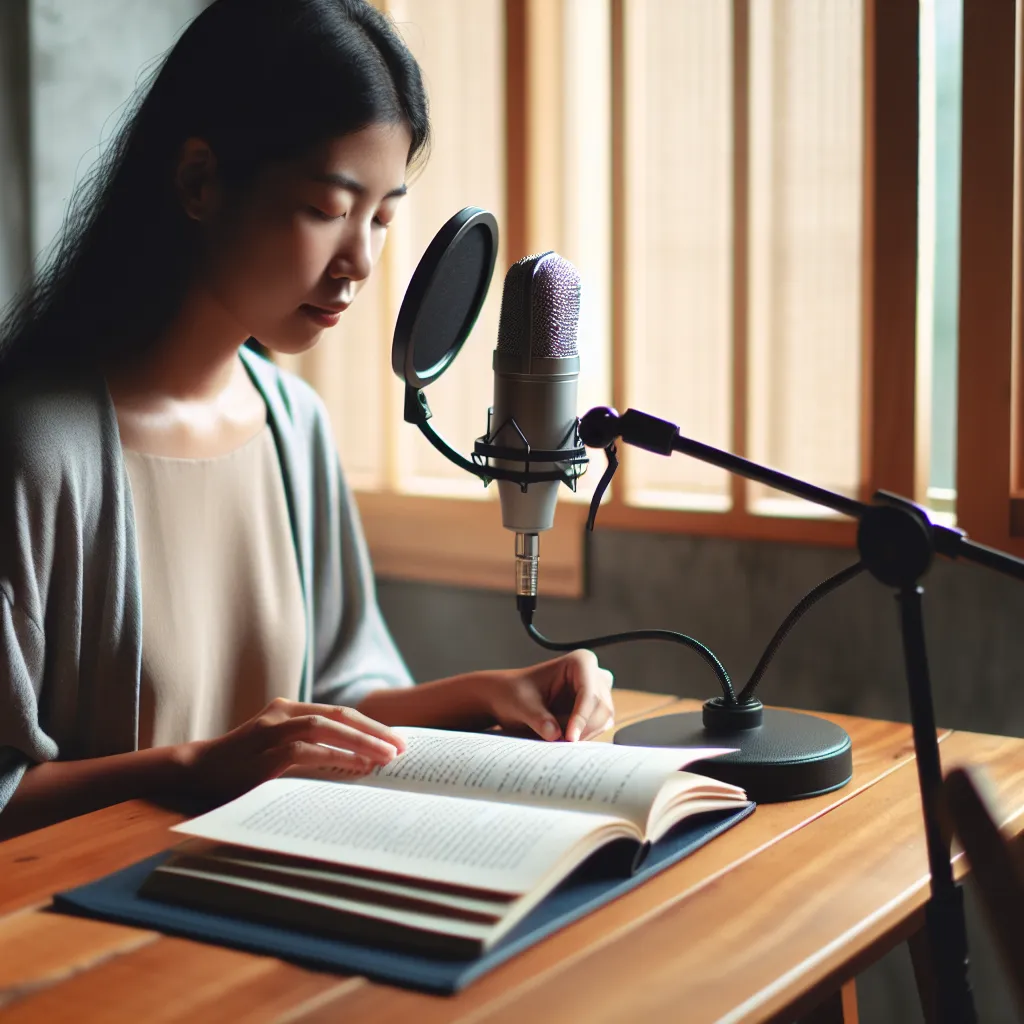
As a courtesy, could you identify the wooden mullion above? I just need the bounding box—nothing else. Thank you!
[525,0,563,255]
[505,0,563,262]
[1013,0,1024,497]
[609,0,628,514]
[505,0,529,265]
[859,0,919,505]
[376,0,397,493]
[957,0,1023,552]
[378,0,399,492]
[731,0,750,514]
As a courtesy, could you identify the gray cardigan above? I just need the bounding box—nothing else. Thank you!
[0,345,412,812]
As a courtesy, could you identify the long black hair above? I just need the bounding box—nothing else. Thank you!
[0,0,429,383]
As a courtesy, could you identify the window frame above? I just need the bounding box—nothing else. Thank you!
[957,0,1024,558]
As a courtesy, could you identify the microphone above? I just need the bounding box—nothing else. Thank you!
[488,252,582,605]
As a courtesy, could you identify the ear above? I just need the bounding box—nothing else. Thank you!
[175,138,221,222]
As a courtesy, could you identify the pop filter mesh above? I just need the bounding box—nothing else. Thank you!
[411,224,490,374]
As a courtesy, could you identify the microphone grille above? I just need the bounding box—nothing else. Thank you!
[534,254,580,358]
[496,252,580,359]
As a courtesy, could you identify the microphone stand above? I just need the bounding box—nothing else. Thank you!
[578,407,1024,1024]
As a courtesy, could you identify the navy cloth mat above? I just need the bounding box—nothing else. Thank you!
[53,803,754,994]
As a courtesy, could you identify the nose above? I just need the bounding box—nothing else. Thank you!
[328,218,374,283]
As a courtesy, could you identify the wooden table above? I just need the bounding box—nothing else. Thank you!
[0,690,1022,1023]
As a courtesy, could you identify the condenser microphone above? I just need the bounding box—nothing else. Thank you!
[488,252,581,603]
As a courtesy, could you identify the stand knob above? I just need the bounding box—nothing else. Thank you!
[857,502,933,588]
[579,406,621,448]
[703,696,763,732]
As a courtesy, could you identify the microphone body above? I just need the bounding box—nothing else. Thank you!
[489,252,581,599]
[491,352,580,532]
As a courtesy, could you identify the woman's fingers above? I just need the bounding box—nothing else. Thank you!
[584,667,616,739]
[274,713,402,763]
[270,700,406,753]
[265,740,376,776]
[565,687,600,743]
[318,704,407,753]
[514,682,563,741]
[578,701,615,741]
[566,663,615,742]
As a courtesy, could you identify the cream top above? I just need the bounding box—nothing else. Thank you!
[123,425,306,749]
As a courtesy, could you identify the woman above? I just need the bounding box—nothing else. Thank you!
[0,0,613,839]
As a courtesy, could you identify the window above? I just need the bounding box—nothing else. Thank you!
[916,0,962,524]
[619,0,864,519]
[282,0,1024,592]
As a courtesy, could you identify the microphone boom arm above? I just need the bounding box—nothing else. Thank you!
[579,404,1024,1024]
[580,405,1024,581]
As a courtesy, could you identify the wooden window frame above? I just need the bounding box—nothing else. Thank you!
[960,0,1024,559]
[347,0,924,595]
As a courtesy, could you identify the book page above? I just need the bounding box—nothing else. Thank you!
[172,777,630,895]
[300,728,736,830]
[190,848,513,919]
[183,841,518,908]
[148,863,499,947]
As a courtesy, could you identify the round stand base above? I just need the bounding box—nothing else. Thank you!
[613,707,853,803]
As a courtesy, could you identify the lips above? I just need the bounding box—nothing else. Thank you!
[299,302,348,327]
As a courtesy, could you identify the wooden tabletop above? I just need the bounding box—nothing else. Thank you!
[1,689,1022,1023]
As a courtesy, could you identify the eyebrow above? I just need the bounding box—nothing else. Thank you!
[312,172,407,200]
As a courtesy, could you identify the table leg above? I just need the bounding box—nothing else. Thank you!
[795,980,859,1024]
[908,924,938,1024]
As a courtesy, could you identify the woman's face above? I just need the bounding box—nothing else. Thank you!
[198,122,412,355]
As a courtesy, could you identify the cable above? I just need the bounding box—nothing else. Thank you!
[586,443,618,532]
[519,600,736,703]
[737,561,866,705]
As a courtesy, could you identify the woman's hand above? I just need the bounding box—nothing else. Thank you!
[355,651,615,742]
[485,650,615,743]
[180,697,405,803]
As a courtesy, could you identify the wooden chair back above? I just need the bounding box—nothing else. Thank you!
[942,765,1024,1016]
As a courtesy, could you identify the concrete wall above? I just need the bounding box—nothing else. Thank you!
[29,0,205,259]
[0,0,31,311]
[377,528,1024,1021]
[0,0,205,310]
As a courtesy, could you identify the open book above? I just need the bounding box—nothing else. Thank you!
[141,727,749,958]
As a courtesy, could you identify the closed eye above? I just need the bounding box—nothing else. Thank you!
[307,206,344,222]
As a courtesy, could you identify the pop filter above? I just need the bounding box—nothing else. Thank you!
[391,207,499,389]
